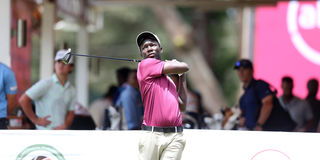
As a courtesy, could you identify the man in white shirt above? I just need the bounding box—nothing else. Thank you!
[19,49,76,130]
[279,76,313,131]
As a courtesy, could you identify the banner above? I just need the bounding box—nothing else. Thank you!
[1,130,319,160]
[254,1,320,98]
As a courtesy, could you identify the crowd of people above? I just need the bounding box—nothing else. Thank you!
[232,59,320,132]
[1,36,320,134]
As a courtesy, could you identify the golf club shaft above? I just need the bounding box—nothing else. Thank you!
[70,53,141,62]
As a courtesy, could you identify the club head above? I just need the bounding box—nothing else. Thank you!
[62,48,72,64]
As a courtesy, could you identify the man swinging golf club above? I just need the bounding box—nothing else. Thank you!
[136,31,189,160]
[54,31,189,159]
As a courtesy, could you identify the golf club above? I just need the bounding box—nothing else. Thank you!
[62,48,141,64]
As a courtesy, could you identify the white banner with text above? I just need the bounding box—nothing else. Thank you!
[1,130,319,160]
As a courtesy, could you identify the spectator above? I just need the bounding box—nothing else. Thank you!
[279,76,313,131]
[19,49,76,130]
[116,69,144,130]
[0,62,18,129]
[305,78,320,132]
[89,85,119,130]
[136,31,189,160]
[113,67,130,104]
[69,102,96,130]
[234,59,273,131]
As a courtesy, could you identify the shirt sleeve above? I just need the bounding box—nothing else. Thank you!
[26,79,51,101]
[139,58,164,80]
[4,68,17,94]
[256,81,272,100]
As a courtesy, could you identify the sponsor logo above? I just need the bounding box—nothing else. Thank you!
[251,149,290,160]
[287,1,320,65]
[16,144,65,160]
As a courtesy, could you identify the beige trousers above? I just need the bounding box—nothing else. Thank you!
[139,131,186,160]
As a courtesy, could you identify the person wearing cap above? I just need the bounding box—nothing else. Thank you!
[19,49,76,130]
[234,59,274,131]
[136,31,189,160]
[0,62,18,129]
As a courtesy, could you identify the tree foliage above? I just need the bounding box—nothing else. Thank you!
[54,6,239,106]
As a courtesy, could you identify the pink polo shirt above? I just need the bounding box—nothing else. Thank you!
[137,58,182,127]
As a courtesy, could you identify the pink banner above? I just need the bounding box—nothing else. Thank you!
[254,1,320,98]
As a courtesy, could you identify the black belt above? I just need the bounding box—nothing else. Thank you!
[142,125,183,133]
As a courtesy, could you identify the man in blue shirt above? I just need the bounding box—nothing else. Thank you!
[113,67,130,104]
[0,62,18,129]
[116,69,144,130]
[235,59,273,130]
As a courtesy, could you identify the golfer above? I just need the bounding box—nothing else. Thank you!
[136,31,189,160]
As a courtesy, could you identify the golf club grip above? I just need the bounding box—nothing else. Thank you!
[70,53,141,62]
